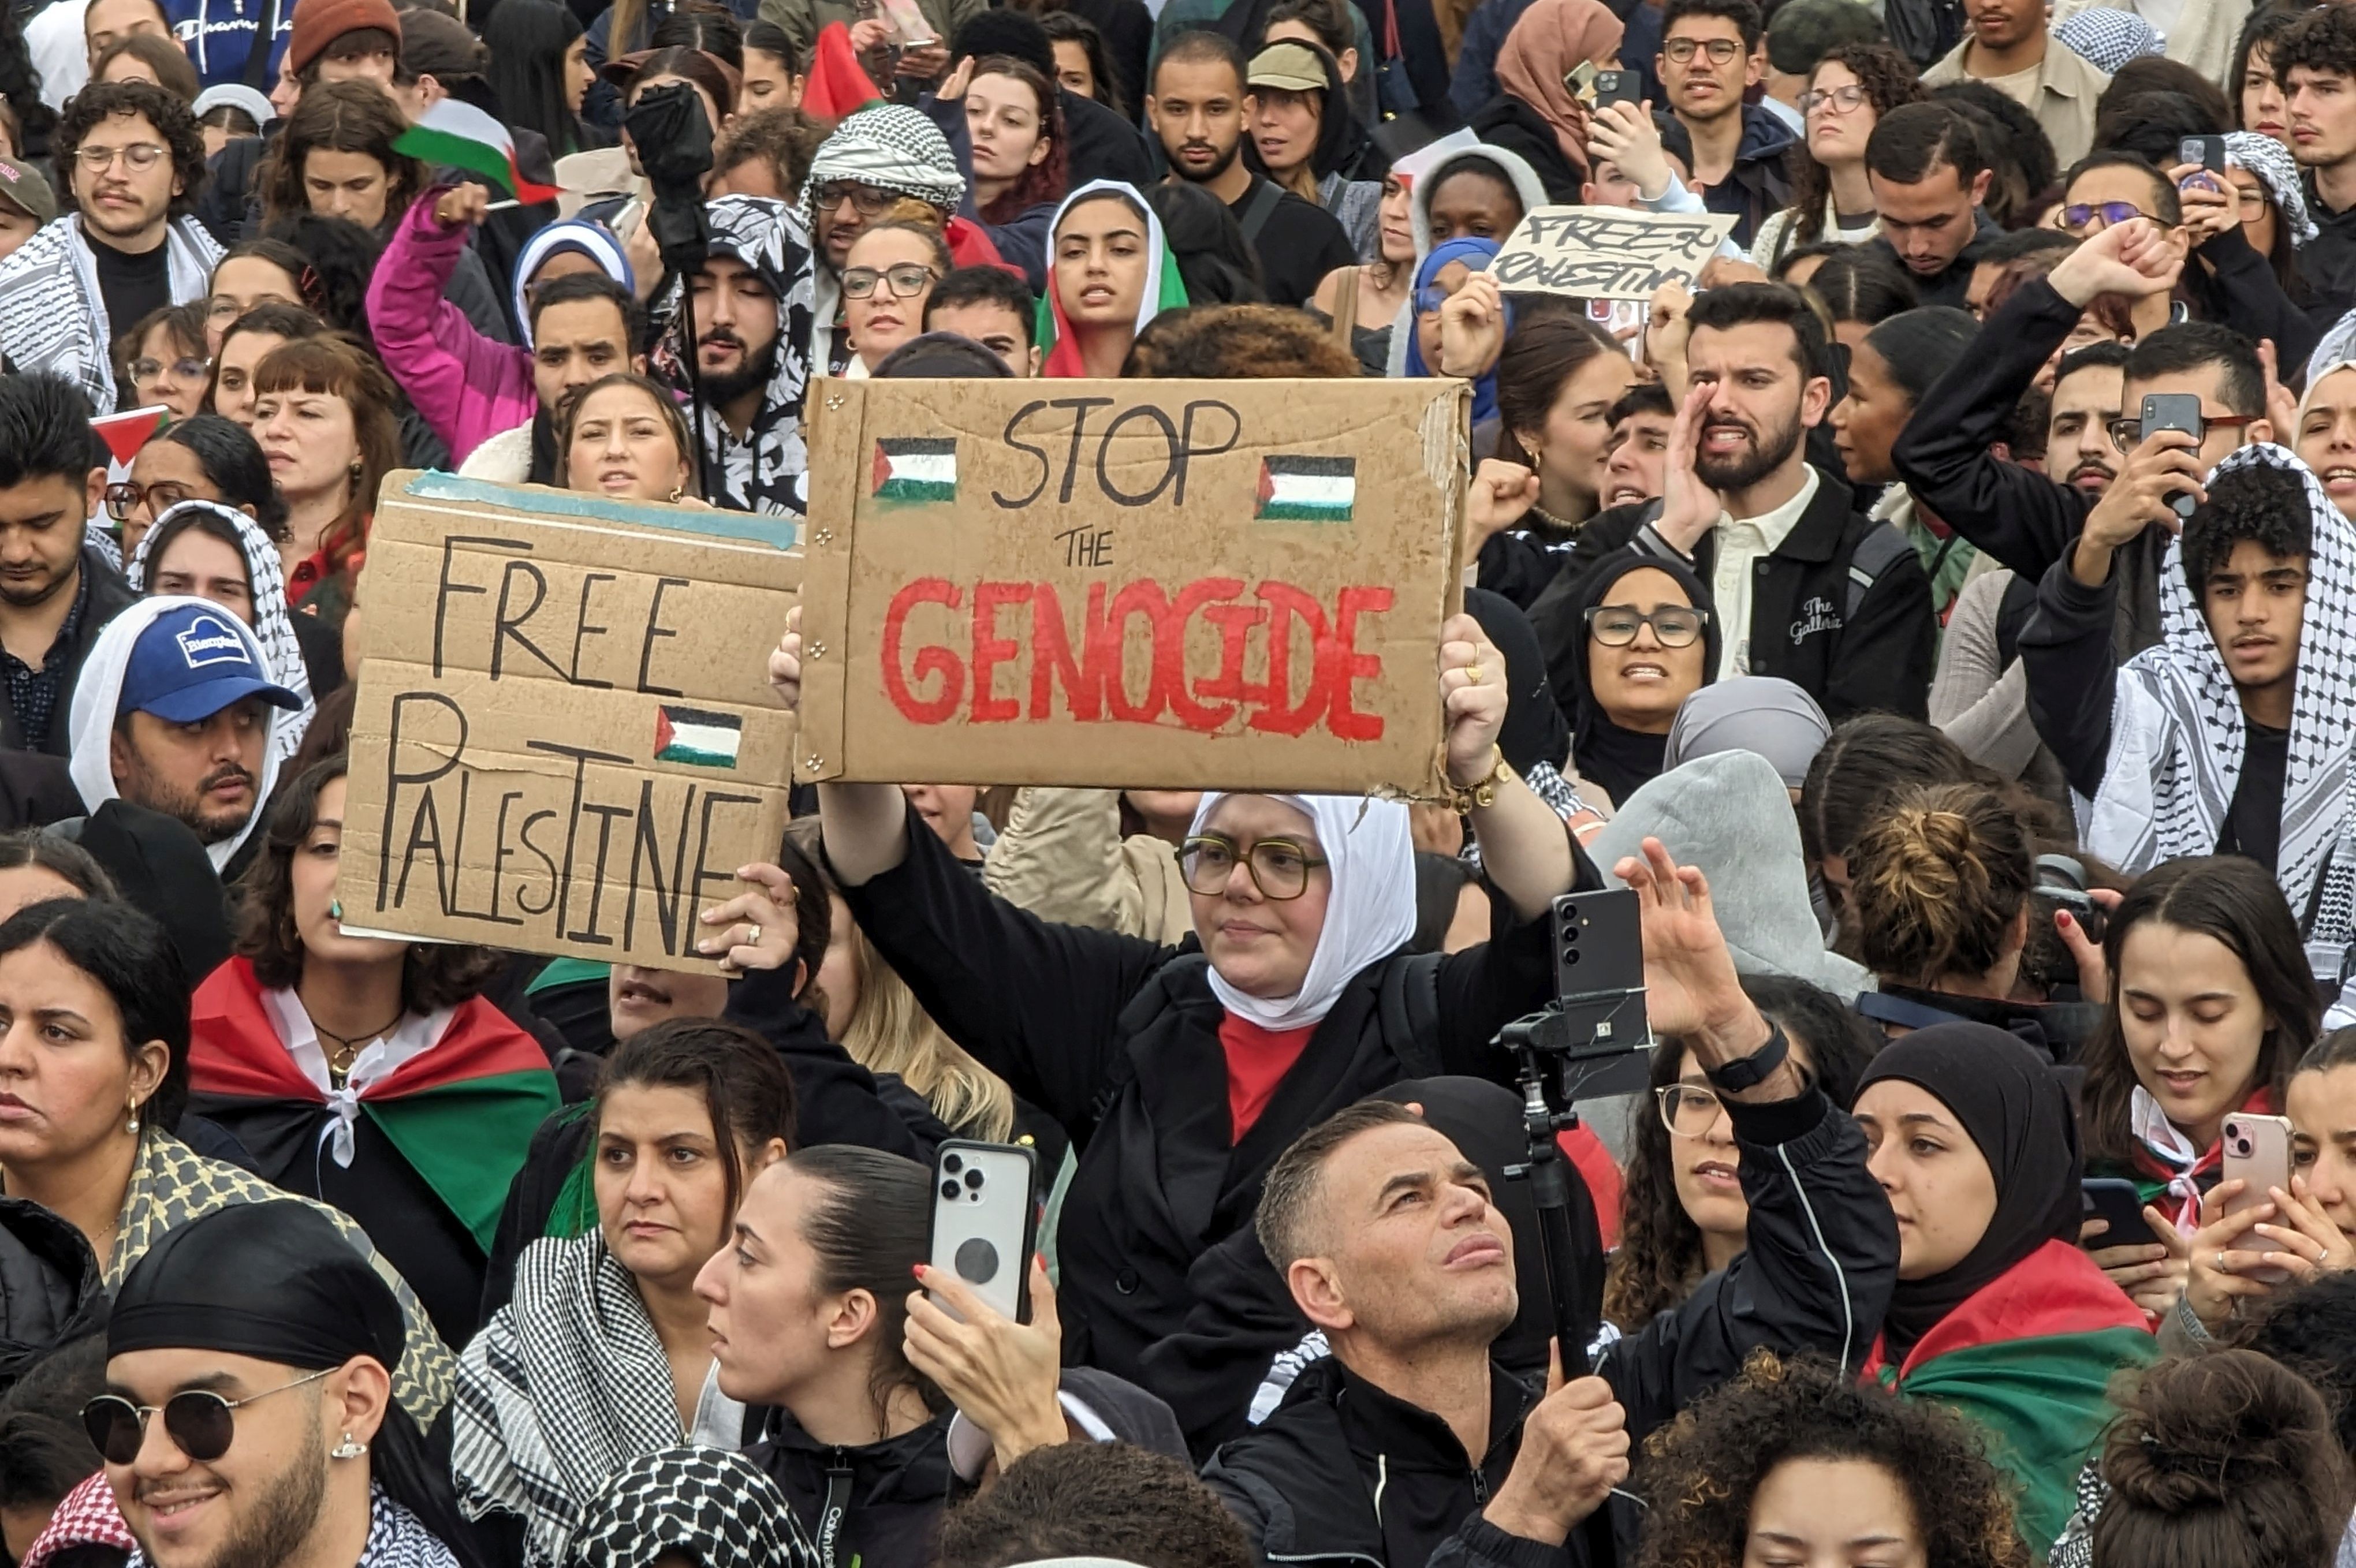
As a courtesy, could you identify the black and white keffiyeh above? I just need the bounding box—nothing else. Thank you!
[564,1448,820,1568]
[661,197,817,518]
[0,215,221,413]
[131,1489,458,1568]
[2079,443,2356,977]
[2228,131,2318,245]
[2052,6,2164,71]
[795,104,965,234]
[126,500,315,769]
[452,1233,710,1566]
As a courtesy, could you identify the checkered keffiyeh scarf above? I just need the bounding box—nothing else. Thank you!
[564,1448,821,1568]
[131,1491,458,1568]
[659,197,818,517]
[22,1472,133,1568]
[795,104,965,234]
[127,501,316,768]
[2052,6,2164,71]
[2228,130,2319,245]
[110,1130,457,1424]
[2078,443,2356,979]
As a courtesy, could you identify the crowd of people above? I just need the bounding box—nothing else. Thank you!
[0,0,2353,1561]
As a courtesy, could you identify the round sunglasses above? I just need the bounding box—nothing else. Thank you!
[83,1367,334,1465]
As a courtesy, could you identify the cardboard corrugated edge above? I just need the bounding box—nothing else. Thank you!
[1383,378,1473,805]
[795,380,864,782]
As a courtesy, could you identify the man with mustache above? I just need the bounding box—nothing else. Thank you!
[680,195,814,516]
[1546,282,1935,722]
[1895,216,2275,656]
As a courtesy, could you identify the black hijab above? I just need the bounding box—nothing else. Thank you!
[1562,553,1721,807]
[1465,586,1571,778]
[1854,1024,2083,1357]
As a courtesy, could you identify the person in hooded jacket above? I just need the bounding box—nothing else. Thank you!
[1242,39,1385,259]
[663,195,816,516]
[765,599,1589,1399]
[1468,0,1626,205]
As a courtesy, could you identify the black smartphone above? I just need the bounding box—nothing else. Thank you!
[1592,69,1641,108]
[1554,887,1643,998]
[2180,133,2227,173]
[2082,1177,2163,1249]
[2141,391,2205,519]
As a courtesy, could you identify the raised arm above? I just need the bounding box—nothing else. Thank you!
[366,186,535,462]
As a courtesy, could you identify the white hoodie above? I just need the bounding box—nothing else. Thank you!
[66,595,292,873]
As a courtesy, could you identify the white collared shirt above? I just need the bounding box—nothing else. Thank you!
[260,988,456,1166]
[1709,466,1821,680]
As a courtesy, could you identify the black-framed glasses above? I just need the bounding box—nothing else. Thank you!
[2062,201,2152,233]
[1797,83,1866,115]
[2102,412,2253,452]
[1177,834,1329,899]
[131,354,208,383]
[1662,36,1741,63]
[815,181,899,218]
[83,1367,335,1465]
[843,263,938,300]
[1585,603,1709,647]
[103,480,197,521]
[1656,1082,1728,1136]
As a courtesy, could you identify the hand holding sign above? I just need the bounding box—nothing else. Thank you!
[1439,271,1508,379]
[1440,612,1508,787]
[1490,207,1736,301]
[769,604,804,710]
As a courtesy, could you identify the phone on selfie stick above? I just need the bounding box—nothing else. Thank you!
[927,1140,1040,1323]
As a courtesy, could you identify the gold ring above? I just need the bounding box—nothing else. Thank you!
[1465,664,1482,686]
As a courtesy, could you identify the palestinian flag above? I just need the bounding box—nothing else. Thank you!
[1255,455,1355,522]
[188,958,560,1253]
[92,405,167,466]
[653,703,743,768]
[802,20,883,121]
[1037,178,1191,378]
[1869,1239,2157,1550]
[871,437,956,503]
[393,100,562,206]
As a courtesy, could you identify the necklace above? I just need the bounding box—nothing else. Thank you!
[1527,502,1586,537]
[314,1009,403,1076]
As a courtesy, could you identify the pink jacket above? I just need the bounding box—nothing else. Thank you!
[367,195,536,464]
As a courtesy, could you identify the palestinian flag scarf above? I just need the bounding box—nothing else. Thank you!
[188,958,559,1252]
[1035,180,1190,378]
[1868,1240,2156,1552]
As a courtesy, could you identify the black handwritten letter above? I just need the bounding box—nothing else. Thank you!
[433,536,527,677]
[490,560,566,681]
[994,400,1052,507]
[379,691,466,912]
[637,577,689,697]
[569,572,618,689]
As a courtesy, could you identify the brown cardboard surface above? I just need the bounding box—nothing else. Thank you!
[796,378,1468,794]
[338,472,799,972]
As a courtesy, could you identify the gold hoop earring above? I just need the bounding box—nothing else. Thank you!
[668,486,684,503]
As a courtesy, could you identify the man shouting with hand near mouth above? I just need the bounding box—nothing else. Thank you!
[1539,282,1934,723]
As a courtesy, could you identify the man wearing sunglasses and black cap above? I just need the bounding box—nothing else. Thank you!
[91,1201,475,1568]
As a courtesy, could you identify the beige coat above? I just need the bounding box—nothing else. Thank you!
[1923,33,2111,167]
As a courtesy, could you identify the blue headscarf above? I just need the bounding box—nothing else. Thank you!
[1401,236,1508,423]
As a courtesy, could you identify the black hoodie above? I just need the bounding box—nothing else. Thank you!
[749,1407,955,1568]
[0,1196,108,1394]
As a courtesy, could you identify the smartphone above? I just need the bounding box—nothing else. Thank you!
[1591,69,1641,108]
[2082,1177,2161,1249]
[2222,1112,2297,1285]
[1554,887,1643,998]
[2180,133,2227,173]
[927,1140,1039,1324]
[2141,392,2205,519]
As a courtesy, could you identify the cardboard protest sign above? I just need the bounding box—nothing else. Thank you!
[1488,207,1736,300]
[338,473,798,972]
[796,379,1468,795]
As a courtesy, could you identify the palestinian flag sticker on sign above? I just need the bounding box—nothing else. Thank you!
[1255,455,1356,522]
[871,437,957,504]
[653,704,743,769]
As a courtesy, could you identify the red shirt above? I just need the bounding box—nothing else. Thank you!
[1219,1013,1316,1141]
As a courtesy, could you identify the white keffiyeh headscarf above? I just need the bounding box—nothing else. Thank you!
[1187,793,1416,1031]
[2227,130,2317,247]
[2052,7,2164,72]
[659,197,817,518]
[126,499,315,768]
[2078,443,2356,980]
[795,103,966,234]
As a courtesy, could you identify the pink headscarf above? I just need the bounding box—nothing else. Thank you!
[1493,0,1626,173]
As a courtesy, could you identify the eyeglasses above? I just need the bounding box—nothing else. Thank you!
[2102,412,2254,452]
[132,354,208,383]
[1662,36,1742,64]
[842,263,938,299]
[815,181,900,218]
[83,1368,336,1465]
[2061,201,2153,233]
[2236,186,2272,215]
[103,480,196,521]
[1176,834,1329,899]
[71,141,166,173]
[1796,83,1867,115]
[1585,603,1709,647]
[1656,1082,1729,1136]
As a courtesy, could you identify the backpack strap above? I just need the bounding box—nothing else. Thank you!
[1845,520,1915,623]
[1238,180,1287,248]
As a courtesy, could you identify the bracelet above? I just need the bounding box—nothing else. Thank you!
[1703,1022,1790,1092]
[1442,746,1512,812]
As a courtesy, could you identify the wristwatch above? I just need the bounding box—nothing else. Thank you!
[1703,1022,1790,1092]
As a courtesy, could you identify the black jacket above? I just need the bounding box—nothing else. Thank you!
[748,1408,954,1568]
[0,1195,107,1393]
[0,546,137,757]
[836,804,1580,1393]
[1061,86,1155,190]
[1888,275,2166,658]
[1869,207,1997,311]
[1539,470,1934,722]
[2303,171,2356,330]
[1688,105,1795,251]
[1466,96,1584,203]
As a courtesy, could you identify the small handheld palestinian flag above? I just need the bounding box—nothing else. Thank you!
[1035,179,1190,378]
[91,405,168,468]
[393,100,562,206]
[802,20,884,120]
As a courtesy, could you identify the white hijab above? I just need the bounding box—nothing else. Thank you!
[1188,792,1417,1030]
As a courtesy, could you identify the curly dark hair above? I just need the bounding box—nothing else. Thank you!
[2238,2,2305,124]
[1605,977,1879,1331]
[1773,43,1922,264]
[939,1442,1254,1568]
[2238,1266,2356,1459]
[51,79,206,221]
[970,55,1067,225]
[236,755,507,1009]
[1636,1352,2032,1568]
[258,78,423,229]
[2182,461,2313,596]
[2275,2,2356,87]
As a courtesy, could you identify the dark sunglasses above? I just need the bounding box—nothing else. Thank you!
[2061,201,2152,233]
[83,1367,334,1464]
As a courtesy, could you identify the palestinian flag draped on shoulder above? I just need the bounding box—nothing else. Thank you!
[394,100,563,205]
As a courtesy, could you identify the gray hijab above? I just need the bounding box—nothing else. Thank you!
[1661,677,1833,790]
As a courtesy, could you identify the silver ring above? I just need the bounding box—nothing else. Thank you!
[747,924,761,945]
[2216,1251,2232,1275]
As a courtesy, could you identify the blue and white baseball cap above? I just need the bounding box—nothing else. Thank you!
[115,604,303,723]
